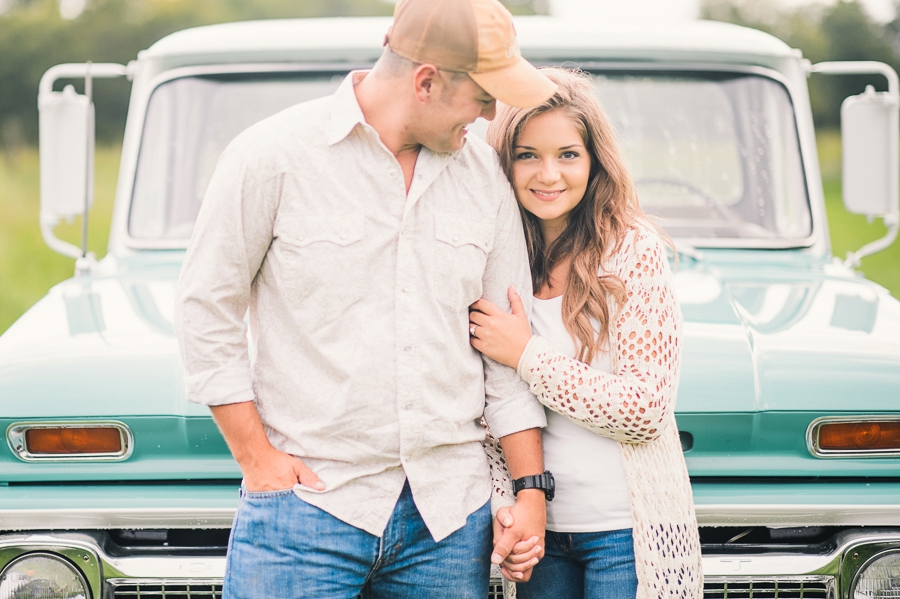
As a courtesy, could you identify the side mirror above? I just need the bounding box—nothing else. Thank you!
[36,62,128,267]
[39,84,94,228]
[841,85,899,219]
[811,61,900,267]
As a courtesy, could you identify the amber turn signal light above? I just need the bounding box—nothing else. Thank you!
[25,427,123,455]
[818,421,900,452]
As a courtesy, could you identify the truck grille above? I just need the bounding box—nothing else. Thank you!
[109,580,222,598]
[704,576,835,599]
[109,579,506,598]
[111,576,832,599]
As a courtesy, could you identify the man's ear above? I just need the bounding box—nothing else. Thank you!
[412,64,441,103]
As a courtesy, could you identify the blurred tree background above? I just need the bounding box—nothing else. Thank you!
[0,0,895,149]
[0,0,899,333]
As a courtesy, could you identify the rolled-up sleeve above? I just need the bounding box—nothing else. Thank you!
[480,175,547,438]
[174,147,281,407]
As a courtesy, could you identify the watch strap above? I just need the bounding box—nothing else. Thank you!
[512,470,555,501]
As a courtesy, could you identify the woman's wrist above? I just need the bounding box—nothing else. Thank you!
[516,335,542,378]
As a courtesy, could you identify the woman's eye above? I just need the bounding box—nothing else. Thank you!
[561,151,580,159]
[514,152,536,160]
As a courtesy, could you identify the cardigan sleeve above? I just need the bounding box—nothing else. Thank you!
[481,418,516,517]
[516,229,682,445]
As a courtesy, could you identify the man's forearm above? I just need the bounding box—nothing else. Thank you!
[498,427,543,479]
[210,401,275,467]
[498,427,546,505]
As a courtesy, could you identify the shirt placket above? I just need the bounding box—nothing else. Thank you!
[393,151,455,533]
[394,171,424,464]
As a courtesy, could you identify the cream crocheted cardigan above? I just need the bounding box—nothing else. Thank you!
[484,226,704,599]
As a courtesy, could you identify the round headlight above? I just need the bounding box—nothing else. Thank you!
[0,553,88,599]
[854,551,900,599]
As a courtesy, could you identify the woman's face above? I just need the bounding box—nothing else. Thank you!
[512,109,591,236]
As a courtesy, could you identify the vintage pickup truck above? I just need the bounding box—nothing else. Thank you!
[1,15,899,599]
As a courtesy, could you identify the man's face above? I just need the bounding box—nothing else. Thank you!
[418,73,496,153]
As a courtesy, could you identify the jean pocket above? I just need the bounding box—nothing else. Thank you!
[433,214,492,312]
[242,487,297,499]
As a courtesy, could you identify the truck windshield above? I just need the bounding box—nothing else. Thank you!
[129,70,811,245]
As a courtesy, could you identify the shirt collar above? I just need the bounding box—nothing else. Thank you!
[327,71,369,146]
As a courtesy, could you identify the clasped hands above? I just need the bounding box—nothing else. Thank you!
[491,491,546,582]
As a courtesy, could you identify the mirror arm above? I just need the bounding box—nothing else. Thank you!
[81,62,93,261]
[40,215,82,260]
[809,61,899,95]
[845,215,899,268]
[38,63,129,98]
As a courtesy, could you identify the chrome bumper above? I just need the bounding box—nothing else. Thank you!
[2,502,900,532]
[1,530,898,599]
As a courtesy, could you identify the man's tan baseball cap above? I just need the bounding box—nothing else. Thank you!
[384,0,557,108]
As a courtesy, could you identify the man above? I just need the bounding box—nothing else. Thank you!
[174,0,557,596]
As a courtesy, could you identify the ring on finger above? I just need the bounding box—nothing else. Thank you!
[469,324,478,337]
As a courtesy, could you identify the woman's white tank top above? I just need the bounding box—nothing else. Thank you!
[530,295,633,532]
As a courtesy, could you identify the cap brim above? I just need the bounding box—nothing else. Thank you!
[469,59,557,109]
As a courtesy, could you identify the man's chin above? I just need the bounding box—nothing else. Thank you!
[421,131,466,154]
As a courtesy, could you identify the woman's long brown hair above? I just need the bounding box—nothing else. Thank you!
[486,68,647,364]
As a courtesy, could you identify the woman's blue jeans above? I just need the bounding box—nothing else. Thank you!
[223,481,492,599]
[516,528,638,599]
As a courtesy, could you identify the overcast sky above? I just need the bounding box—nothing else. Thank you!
[548,0,895,23]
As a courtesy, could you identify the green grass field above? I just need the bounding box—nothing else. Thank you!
[1,133,898,334]
[0,146,117,333]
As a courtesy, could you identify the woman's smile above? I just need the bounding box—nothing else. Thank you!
[531,188,566,201]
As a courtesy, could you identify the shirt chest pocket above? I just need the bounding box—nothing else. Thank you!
[276,213,366,319]
[434,215,493,312]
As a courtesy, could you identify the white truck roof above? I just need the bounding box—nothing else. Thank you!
[142,16,797,70]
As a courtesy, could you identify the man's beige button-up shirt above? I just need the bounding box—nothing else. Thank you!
[174,72,546,542]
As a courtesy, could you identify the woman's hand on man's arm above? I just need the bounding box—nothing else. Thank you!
[469,286,533,369]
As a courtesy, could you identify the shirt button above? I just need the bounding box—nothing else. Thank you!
[404,346,412,352]
[389,169,397,177]
[452,234,459,242]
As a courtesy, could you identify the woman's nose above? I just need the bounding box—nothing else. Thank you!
[537,160,560,184]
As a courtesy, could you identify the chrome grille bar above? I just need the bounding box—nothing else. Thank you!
[703,576,835,599]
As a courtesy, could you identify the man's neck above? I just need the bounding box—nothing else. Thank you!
[355,71,421,193]
[355,71,421,160]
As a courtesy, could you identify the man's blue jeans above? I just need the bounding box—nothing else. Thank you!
[516,528,638,599]
[223,481,492,599]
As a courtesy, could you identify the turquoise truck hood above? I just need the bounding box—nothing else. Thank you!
[675,251,900,415]
[1,250,898,482]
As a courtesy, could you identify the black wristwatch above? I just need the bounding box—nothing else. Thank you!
[512,470,555,502]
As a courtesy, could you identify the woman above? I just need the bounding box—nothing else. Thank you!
[473,68,703,599]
